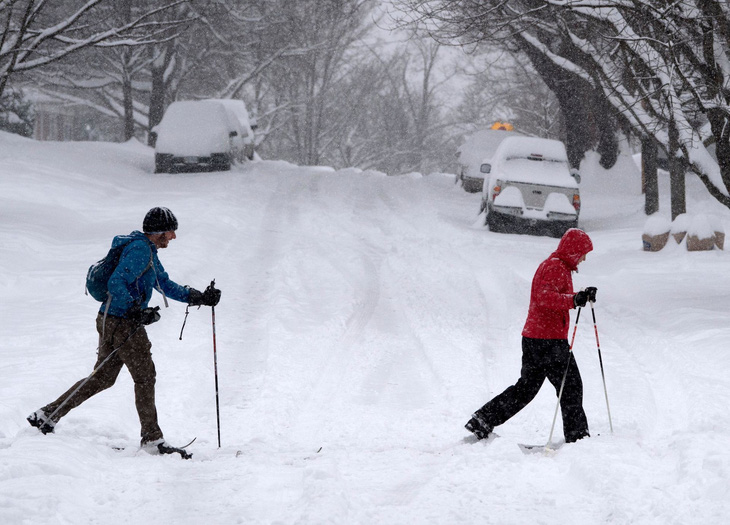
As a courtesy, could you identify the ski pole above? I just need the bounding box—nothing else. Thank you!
[179,304,190,340]
[211,281,221,448]
[546,306,582,448]
[590,300,613,433]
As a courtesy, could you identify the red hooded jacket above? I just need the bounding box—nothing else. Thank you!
[522,229,593,340]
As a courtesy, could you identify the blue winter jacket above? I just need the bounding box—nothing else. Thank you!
[103,231,190,317]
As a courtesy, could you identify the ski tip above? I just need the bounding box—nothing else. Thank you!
[518,442,562,454]
[462,434,480,445]
[181,437,197,449]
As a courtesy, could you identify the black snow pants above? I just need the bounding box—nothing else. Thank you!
[474,337,589,443]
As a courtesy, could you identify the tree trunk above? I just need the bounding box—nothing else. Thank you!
[668,118,686,220]
[147,45,171,147]
[121,0,134,142]
[642,136,659,215]
[122,61,135,141]
[517,35,616,170]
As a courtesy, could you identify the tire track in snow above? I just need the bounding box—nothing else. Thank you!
[227,172,303,415]
[287,180,386,442]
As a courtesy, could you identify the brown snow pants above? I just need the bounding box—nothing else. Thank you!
[43,313,163,443]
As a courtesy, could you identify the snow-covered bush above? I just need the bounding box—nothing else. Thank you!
[670,213,689,244]
[687,215,716,252]
[642,213,671,251]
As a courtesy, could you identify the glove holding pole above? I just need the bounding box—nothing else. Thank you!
[573,286,597,308]
[128,305,161,325]
[179,282,221,340]
[187,282,222,307]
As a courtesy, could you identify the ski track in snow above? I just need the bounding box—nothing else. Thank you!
[1,135,730,523]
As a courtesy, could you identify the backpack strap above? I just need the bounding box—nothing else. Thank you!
[143,239,169,308]
[100,294,113,341]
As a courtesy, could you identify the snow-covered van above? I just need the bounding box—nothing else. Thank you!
[152,100,245,173]
[479,136,581,237]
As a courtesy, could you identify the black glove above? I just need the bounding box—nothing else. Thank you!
[585,286,598,303]
[573,290,588,308]
[187,283,221,307]
[127,305,161,325]
[573,287,598,308]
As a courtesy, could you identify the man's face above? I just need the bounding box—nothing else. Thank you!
[151,230,176,249]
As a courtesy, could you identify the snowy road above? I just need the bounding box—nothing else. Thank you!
[1,133,729,523]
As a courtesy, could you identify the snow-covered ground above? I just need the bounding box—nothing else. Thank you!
[1,131,729,524]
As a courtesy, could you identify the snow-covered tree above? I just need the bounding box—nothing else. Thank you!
[249,0,377,166]
[454,52,562,141]
[0,0,186,102]
[399,0,730,214]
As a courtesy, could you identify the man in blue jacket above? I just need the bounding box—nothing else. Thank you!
[27,207,220,456]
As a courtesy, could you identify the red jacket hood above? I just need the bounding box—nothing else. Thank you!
[553,228,593,271]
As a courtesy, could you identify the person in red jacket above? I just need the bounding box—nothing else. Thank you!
[466,228,596,444]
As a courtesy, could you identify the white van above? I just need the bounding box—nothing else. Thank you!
[152,100,245,173]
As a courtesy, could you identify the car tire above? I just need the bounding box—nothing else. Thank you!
[486,211,501,232]
[211,153,231,172]
[549,220,578,238]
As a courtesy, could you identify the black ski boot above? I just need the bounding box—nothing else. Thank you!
[157,441,193,460]
[27,409,56,434]
[141,438,193,460]
[465,413,493,440]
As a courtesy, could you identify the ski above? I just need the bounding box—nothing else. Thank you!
[518,442,562,454]
[469,431,498,444]
[113,437,196,460]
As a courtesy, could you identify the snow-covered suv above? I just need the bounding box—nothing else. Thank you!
[479,136,581,237]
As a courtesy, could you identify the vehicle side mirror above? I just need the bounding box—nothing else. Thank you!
[570,169,581,184]
[480,163,491,174]
[229,131,238,138]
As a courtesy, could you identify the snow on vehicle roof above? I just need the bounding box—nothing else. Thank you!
[496,136,569,163]
[491,136,576,187]
[457,129,516,167]
[203,99,253,137]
